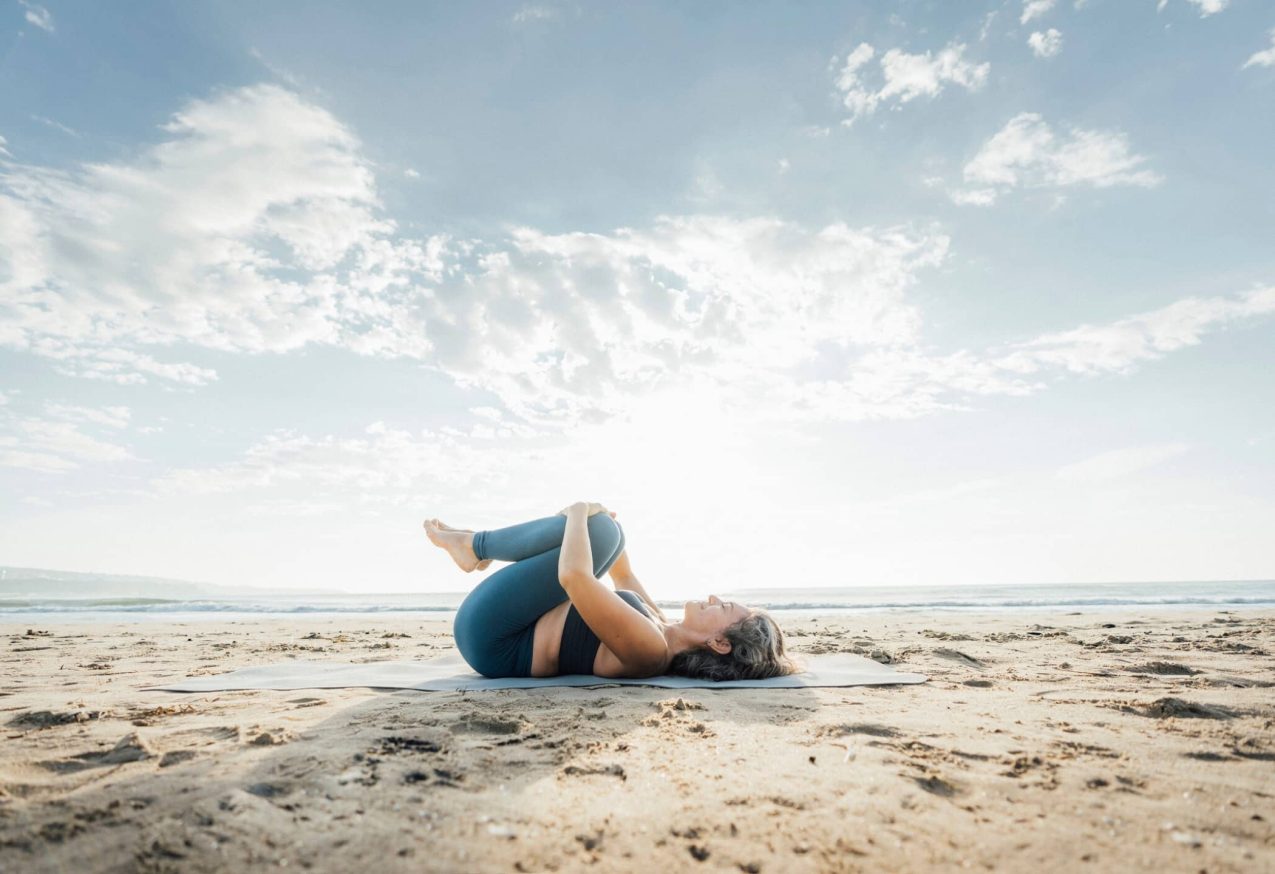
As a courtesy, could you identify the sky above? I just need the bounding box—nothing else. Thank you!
[1,0,1273,597]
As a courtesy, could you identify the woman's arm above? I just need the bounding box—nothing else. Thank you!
[558,502,596,581]
[558,504,667,672]
[607,549,667,622]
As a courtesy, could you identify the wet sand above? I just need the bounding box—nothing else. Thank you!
[1,609,1272,872]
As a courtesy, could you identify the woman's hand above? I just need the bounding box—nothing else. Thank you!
[557,502,613,518]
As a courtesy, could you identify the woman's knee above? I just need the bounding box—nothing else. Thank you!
[586,513,622,570]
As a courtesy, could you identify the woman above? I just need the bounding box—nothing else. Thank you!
[425,501,800,681]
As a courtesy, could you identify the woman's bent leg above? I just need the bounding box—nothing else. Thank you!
[471,515,568,563]
[453,515,625,677]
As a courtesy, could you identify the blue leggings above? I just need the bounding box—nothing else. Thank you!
[452,514,626,678]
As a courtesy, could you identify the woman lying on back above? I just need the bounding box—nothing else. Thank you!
[425,502,800,681]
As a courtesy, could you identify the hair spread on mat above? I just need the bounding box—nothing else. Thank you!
[667,609,804,681]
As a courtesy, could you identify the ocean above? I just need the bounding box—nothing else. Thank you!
[2,580,1272,622]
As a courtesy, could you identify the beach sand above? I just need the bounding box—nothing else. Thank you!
[1,609,1272,873]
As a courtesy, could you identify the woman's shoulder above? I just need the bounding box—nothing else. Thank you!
[614,589,651,615]
[594,593,668,678]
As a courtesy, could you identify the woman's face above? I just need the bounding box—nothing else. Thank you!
[681,594,751,640]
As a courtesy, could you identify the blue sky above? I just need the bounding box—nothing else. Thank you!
[2,0,1273,595]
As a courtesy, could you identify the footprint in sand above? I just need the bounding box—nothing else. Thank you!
[1140,697,1235,719]
[38,732,156,773]
[244,781,293,799]
[562,763,626,780]
[248,729,293,746]
[1125,661,1197,676]
[8,708,110,730]
[813,722,898,738]
[158,749,199,768]
[931,648,987,669]
[910,772,961,797]
[449,716,527,735]
[375,736,444,754]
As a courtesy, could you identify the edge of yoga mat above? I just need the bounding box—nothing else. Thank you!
[148,651,928,692]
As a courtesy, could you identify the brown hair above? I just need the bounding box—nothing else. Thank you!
[667,609,804,681]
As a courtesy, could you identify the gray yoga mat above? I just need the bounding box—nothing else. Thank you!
[152,651,927,692]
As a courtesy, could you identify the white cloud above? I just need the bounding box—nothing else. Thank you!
[511,4,558,25]
[1057,443,1190,482]
[0,399,135,473]
[1028,29,1063,59]
[954,112,1161,205]
[43,402,131,429]
[947,187,998,206]
[0,417,132,473]
[153,418,535,501]
[48,349,219,386]
[979,11,999,42]
[0,84,967,426]
[6,85,1272,448]
[0,449,74,473]
[1020,0,1057,25]
[31,115,81,138]
[835,41,989,125]
[1243,29,1275,69]
[247,47,303,88]
[19,419,132,461]
[18,1,53,32]
[764,287,1275,424]
[453,215,948,424]
[146,284,1275,513]
[404,167,421,178]
[0,84,438,385]
[1158,0,1229,17]
[995,287,1275,375]
[1190,0,1229,14]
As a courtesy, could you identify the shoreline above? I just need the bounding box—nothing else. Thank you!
[4,601,1275,624]
[2,609,1273,871]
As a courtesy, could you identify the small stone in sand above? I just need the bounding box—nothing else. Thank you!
[8,709,109,729]
[1127,662,1197,676]
[932,648,986,668]
[563,763,626,780]
[575,831,603,851]
[1142,698,1235,720]
[99,732,156,765]
[250,731,288,746]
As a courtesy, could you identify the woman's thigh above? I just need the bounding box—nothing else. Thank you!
[453,514,625,677]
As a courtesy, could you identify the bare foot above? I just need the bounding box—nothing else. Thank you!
[432,519,492,570]
[424,518,486,573]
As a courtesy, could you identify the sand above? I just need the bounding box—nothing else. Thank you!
[1,609,1272,873]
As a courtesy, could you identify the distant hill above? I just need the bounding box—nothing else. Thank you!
[0,566,337,600]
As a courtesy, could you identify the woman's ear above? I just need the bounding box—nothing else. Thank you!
[706,636,732,655]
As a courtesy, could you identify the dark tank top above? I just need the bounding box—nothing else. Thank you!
[558,590,653,675]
